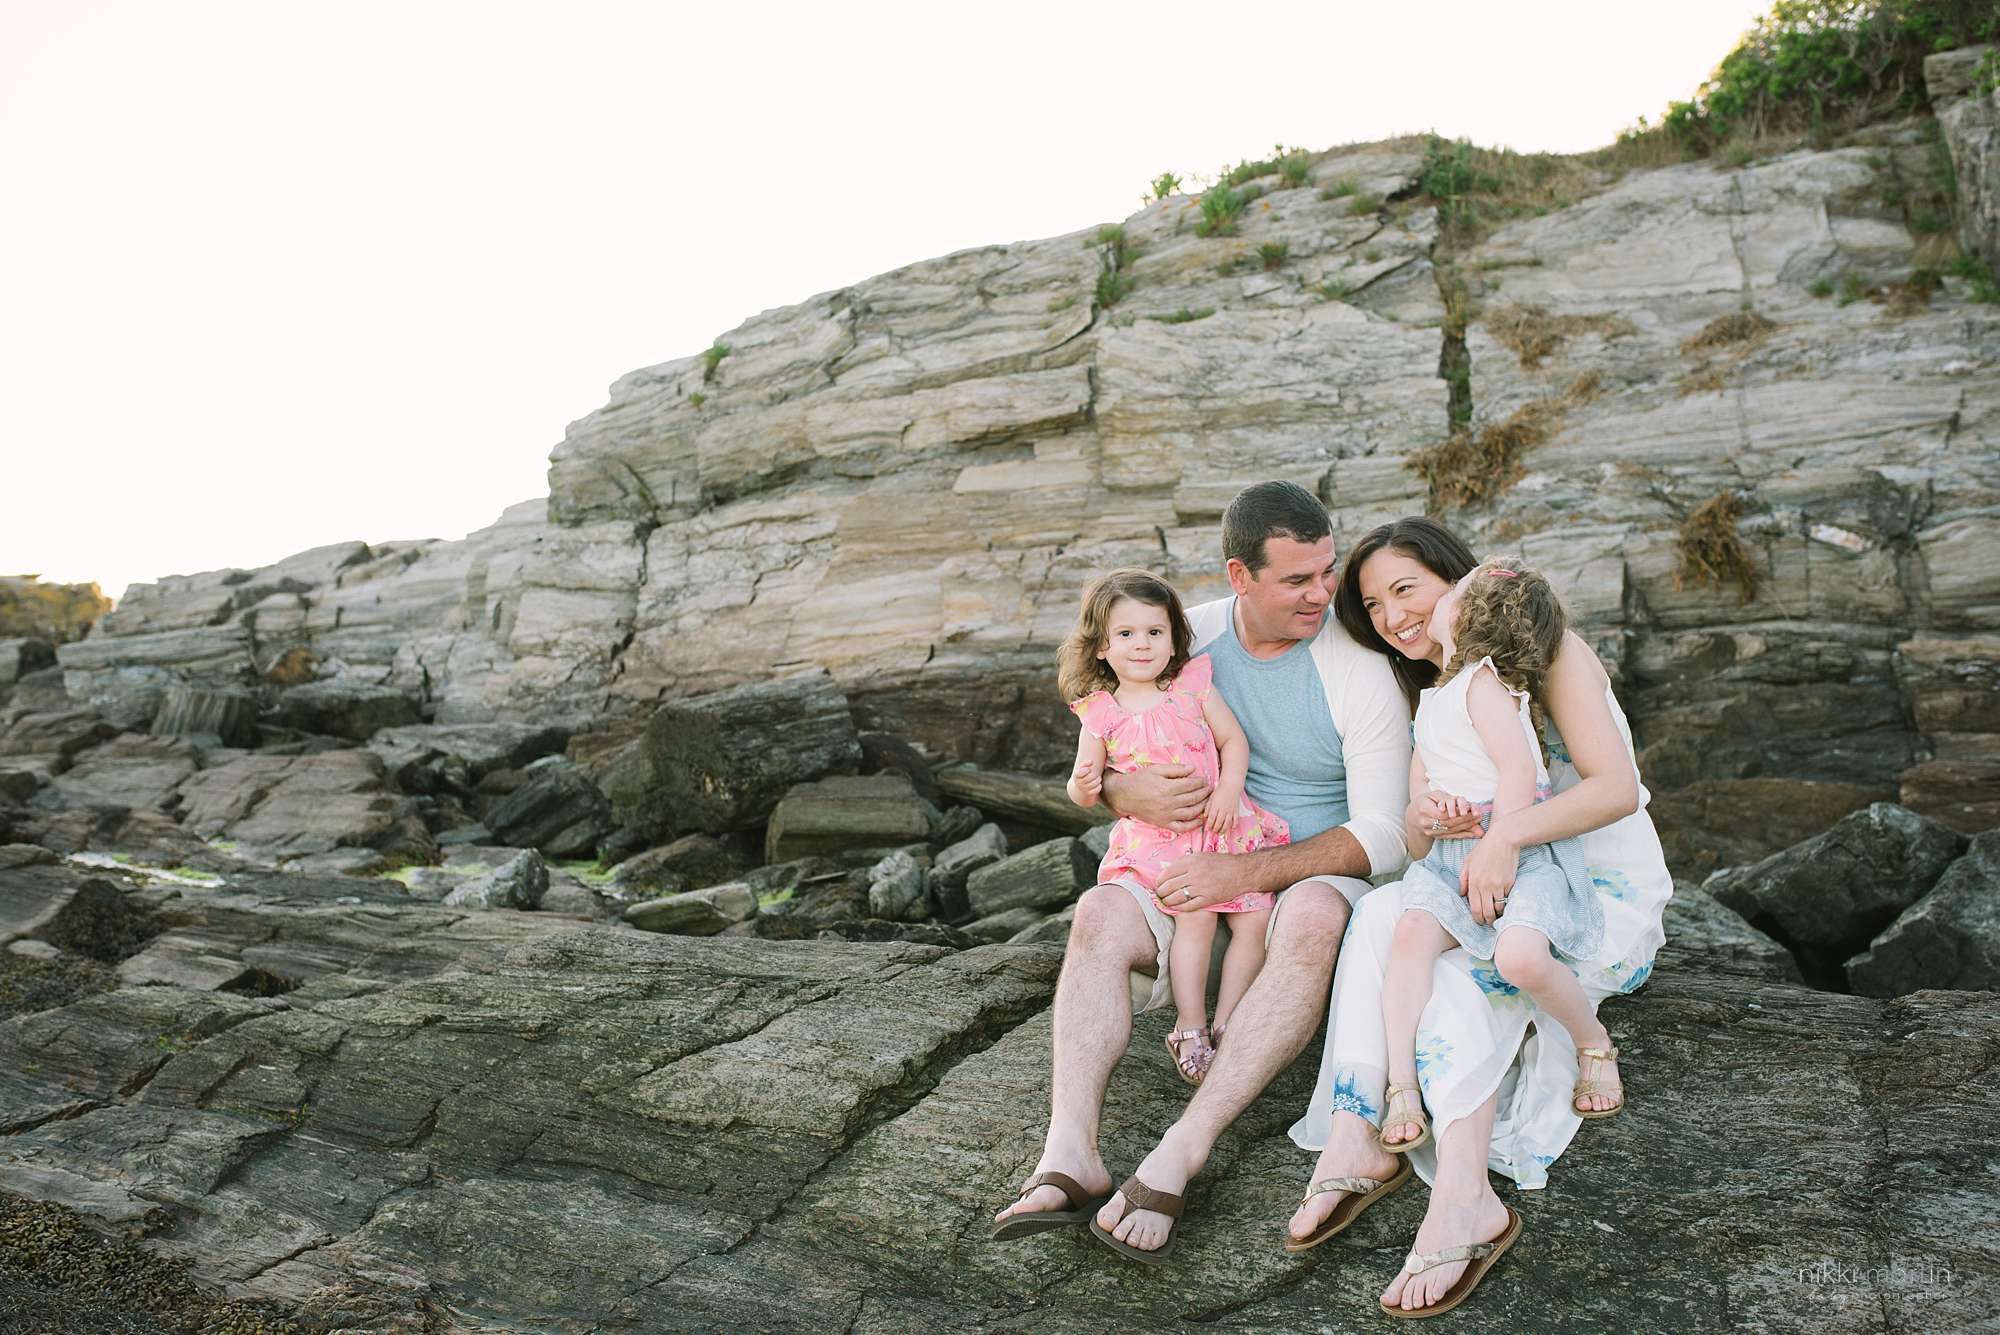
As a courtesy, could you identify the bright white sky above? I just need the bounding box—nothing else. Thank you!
[1,0,1773,602]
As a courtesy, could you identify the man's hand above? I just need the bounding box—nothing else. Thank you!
[1103,762,1211,832]
[1460,830,1520,925]
[1152,852,1249,912]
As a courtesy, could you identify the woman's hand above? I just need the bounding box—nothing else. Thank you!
[1408,790,1481,841]
[1461,828,1521,925]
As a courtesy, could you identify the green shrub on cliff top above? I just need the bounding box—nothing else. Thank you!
[1654,0,2000,150]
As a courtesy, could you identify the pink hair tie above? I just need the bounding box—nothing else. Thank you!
[1487,568,1518,578]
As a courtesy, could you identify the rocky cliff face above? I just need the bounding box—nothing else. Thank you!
[14,60,2000,865]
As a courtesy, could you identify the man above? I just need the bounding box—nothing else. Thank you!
[992,480,1411,1259]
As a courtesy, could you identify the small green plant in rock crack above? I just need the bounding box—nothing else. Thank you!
[702,342,731,383]
[1807,276,1834,298]
[1258,241,1291,270]
[1837,271,1869,306]
[1347,191,1382,214]
[1944,254,2000,303]
[1320,177,1358,201]
[688,392,706,409]
[1147,307,1215,324]
[1150,171,1184,200]
[1196,182,1248,237]
[1280,152,1311,188]
[1319,277,1351,301]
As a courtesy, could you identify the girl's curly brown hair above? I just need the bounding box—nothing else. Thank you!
[1435,558,1567,747]
[1057,568,1194,703]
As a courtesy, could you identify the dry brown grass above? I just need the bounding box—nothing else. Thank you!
[1679,311,1777,356]
[1676,365,1731,397]
[1675,491,1758,605]
[1875,271,1940,318]
[1407,372,1603,510]
[1484,304,1638,368]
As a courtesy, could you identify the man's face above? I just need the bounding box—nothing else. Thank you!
[1227,534,1337,644]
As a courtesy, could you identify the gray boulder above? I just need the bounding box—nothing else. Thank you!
[763,773,937,863]
[935,763,1114,836]
[47,734,200,811]
[1848,831,2000,996]
[443,850,550,911]
[963,837,1095,920]
[482,758,614,860]
[624,882,759,935]
[0,637,55,689]
[867,849,928,922]
[1707,804,1967,961]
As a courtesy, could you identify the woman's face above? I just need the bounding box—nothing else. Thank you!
[1357,548,1457,666]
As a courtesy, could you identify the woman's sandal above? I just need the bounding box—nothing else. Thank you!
[1164,1027,1213,1086]
[1378,1206,1523,1319]
[1282,1158,1413,1253]
[1573,1045,1625,1120]
[1379,1081,1432,1154]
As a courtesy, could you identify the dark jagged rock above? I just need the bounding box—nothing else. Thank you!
[271,680,421,742]
[1707,804,1968,981]
[1659,883,1800,983]
[636,668,863,836]
[481,758,614,860]
[0,638,55,689]
[1848,830,2000,996]
[607,832,750,895]
[1648,778,1892,882]
[925,821,1008,922]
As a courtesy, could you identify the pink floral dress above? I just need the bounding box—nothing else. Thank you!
[1070,653,1288,915]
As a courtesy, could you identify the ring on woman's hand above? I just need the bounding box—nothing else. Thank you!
[1429,819,1445,833]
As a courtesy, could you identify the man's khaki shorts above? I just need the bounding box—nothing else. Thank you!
[1111,873,1374,1013]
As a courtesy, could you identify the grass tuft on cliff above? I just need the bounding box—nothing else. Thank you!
[1407,372,1602,510]
[1677,491,1761,604]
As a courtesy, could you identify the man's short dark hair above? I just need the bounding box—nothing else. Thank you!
[1221,481,1332,574]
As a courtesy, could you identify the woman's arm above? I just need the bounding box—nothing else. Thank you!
[1464,667,1538,923]
[1067,726,1108,808]
[1200,690,1249,834]
[1461,632,1641,895]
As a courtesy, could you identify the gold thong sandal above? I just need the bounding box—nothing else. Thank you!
[1282,1158,1412,1253]
[1378,1206,1523,1319]
[1379,1081,1431,1154]
[1573,1045,1625,1120]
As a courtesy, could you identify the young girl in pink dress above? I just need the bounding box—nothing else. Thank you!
[1059,569,1290,1085]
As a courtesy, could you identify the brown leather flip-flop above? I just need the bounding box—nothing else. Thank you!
[1378,1205,1523,1319]
[1086,1175,1184,1266]
[1281,1158,1413,1253]
[989,1171,1112,1241]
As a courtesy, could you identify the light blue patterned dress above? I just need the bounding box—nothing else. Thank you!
[1397,659,1605,963]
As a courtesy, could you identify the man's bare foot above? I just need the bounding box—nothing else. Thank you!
[993,1146,1111,1224]
[1287,1112,1399,1243]
[1378,1186,1511,1312]
[1094,1128,1203,1253]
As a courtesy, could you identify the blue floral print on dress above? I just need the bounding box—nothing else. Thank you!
[1470,960,1521,997]
[1415,1031,1455,1092]
[1326,1068,1379,1123]
[1590,866,1637,902]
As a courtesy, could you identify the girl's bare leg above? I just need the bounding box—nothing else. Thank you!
[1211,907,1271,1033]
[1381,908,1454,1145]
[1493,926,1620,1111]
[1168,908,1217,1040]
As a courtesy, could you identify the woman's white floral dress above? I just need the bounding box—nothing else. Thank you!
[1289,680,1672,1188]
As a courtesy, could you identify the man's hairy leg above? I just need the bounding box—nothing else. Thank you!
[994,884,1153,1224]
[1096,879,1348,1252]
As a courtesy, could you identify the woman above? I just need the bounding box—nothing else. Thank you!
[1283,517,1671,1317]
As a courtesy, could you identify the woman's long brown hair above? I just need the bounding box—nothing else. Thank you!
[1334,517,1478,712]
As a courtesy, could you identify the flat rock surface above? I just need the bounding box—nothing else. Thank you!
[0,862,1993,1330]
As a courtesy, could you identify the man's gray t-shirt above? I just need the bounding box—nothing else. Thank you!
[1203,597,1349,842]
